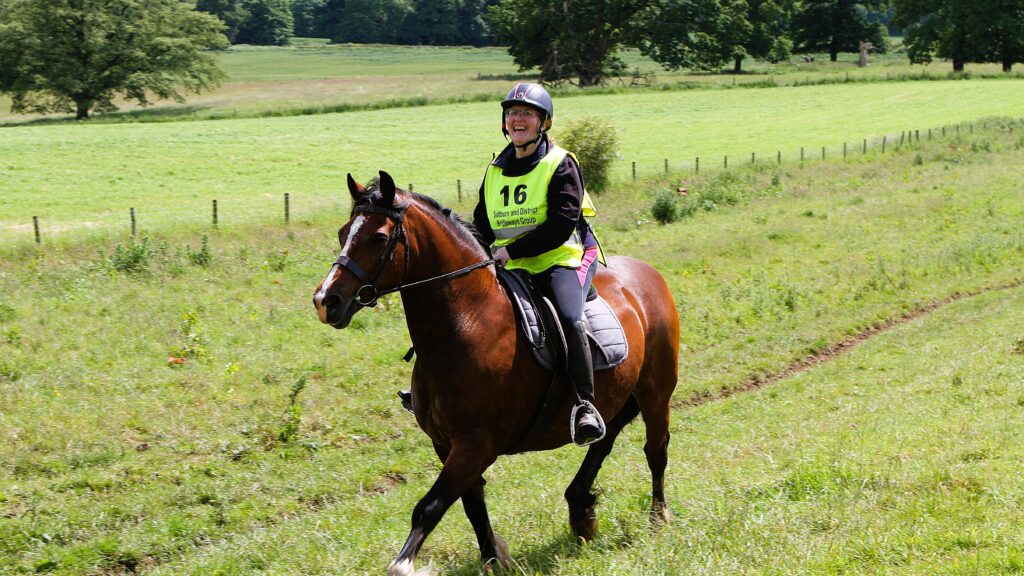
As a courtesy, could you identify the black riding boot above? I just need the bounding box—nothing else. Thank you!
[567,320,606,446]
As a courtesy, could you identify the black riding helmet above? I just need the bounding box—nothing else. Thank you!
[501,82,553,138]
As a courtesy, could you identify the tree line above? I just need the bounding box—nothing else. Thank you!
[202,0,1023,80]
[0,0,1021,119]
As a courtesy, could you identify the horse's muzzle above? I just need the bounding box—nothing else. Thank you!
[314,292,361,329]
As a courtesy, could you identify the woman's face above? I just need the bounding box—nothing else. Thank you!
[504,105,543,147]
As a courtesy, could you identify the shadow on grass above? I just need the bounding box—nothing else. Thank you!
[442,531,582,576]
[0,104,214,127]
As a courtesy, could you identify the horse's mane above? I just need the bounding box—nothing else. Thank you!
[362,177,488,253]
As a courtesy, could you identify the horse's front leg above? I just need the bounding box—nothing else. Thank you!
[388,442,496,576]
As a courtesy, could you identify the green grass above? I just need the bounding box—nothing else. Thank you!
[1,120,1023,574]
[3,80,1023,245]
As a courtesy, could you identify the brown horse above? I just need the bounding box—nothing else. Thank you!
[313,171,680,575]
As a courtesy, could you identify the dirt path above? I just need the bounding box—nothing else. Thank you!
[680,277,1024,408]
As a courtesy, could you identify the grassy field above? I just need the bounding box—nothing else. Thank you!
[3,79,1024,245]
[1,119,1023,574]
[1,39,1020,124]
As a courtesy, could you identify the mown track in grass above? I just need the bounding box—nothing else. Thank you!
[681,277,1024,408]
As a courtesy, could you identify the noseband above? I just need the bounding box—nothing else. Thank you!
[333,201,494,308]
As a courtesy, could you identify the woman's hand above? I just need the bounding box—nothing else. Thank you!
[493,247,511,266]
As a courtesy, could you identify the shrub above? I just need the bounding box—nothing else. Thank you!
[651,190,680,224]
[556,116,620,194]
[109,237,153,273]
[187,234,212,267]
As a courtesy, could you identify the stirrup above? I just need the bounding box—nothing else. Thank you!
[397,390,413,414]
[570,400,606,447]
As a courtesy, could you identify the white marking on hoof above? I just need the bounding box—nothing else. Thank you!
[388,559,414,576]
[388,559,431,576]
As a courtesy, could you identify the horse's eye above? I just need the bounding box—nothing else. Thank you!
[371,232,389,245]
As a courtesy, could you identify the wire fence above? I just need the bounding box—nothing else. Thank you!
[5,118,1018,247]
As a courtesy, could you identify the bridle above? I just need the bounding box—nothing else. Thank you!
[332,201,494,308]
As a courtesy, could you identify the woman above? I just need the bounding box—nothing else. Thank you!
[473,82,607,447]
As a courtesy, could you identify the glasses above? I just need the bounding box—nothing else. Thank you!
[504,108,540,120]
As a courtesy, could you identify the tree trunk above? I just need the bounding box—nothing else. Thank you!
[75,98,91,120]
[953,58,964,72]
[733,57,742,74]
[1003,60,1012,72]
[830,50,838,62]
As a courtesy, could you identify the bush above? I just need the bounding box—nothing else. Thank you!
[651,190,680,224]
[109,237,153,274]
[557,116,620,194]
[187,234,212,267]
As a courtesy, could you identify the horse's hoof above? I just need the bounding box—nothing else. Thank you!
[649,501,672,526]
[388,559,430,576]
[494,535,511,568]
[569,510,598,542]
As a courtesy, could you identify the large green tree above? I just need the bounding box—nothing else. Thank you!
[317,0,413,44]
[291,0,326,37]
[488,0,647,86]
[197,0,250,42]
[0,0,227,119]
[639,0,793,73]
[893,0,1023,71]
[235,0,293,45]
[792,0,888,61]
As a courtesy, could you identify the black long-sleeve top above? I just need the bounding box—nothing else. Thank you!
[472,136,595,261]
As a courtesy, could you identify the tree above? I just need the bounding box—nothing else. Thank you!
[984,0,1024,71]
[0,0,227,120]
[291,0,327,37]
[792,0,888,61]
[197,0,250,42]
[639,0,794,73]
[893,0,1024,71]
[317,0,413,44]
[488,0,648,87]
[235,0,293,45]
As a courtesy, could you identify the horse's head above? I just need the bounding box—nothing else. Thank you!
[313,170,409,329]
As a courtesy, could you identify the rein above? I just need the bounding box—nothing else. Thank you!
[334,201,494,308]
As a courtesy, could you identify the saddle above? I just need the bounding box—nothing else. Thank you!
[495,267,628,372]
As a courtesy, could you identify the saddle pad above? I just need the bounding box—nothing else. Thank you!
[496,267,628,371]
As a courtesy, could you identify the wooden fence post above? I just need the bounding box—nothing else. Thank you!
[457,179,462,202]
[33,216,41,244]
[212,200,218,227]
[631,161,636,180]
[882,136,887,153]
[130,208,137,238]
[664,158,669,173]
[723,156,728,169]
[284,193,290,224]
[695,157,700,174]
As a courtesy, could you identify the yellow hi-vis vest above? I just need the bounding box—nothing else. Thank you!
[484,145,600,275]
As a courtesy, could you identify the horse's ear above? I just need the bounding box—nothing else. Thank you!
[378,170,396,206]
[347,173,367,201]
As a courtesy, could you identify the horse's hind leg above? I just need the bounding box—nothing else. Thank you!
[564,396,641,541]
[635,386,673,525]
[462,477,511,569]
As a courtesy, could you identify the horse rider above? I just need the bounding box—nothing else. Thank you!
[399,83,607,446]
[476,82,607,446]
